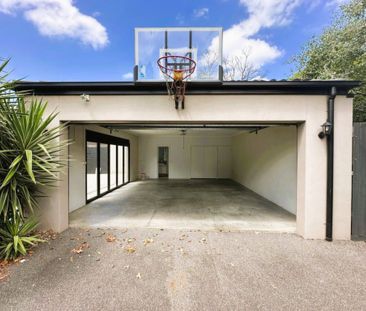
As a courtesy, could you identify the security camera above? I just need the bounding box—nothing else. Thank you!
[81,93,90,102]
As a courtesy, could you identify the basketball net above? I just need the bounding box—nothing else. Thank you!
[157,55,196,110]
[161,70,186,109]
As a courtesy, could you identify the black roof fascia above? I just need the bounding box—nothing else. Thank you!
[13,80,361,96]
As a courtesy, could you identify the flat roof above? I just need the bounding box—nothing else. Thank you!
[14,80,360,96]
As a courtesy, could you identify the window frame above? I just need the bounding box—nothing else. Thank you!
[85,130,130,203]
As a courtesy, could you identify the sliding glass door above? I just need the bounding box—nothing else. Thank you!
[86,142,98,200]
[124,146,129,183]
[99,143,109,194]
[110,144,117,189]
[86,131,130,203]
[118,145,123,186]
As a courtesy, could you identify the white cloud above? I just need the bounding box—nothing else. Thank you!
[122,72,133,80]
[205,0,303,79]
[193,8,209,18]
[0,0,109,49]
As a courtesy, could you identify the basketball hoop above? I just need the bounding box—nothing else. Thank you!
[157,55,196,110]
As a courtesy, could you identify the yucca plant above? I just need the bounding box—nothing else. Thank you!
[0,97,68,219]
[0,59,68,259]
[0,215,42,260]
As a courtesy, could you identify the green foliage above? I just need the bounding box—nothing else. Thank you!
[0,215,42,260]
[0,59,67,259]
[291,0,366,121]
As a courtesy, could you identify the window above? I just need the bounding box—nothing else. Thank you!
[124,146,129,183]
[110,145,117,189]
[99,143,109,194]
[118,145,123,186]
[85,131,130,203]
[86,142,98,200]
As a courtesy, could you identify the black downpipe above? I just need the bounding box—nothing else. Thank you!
[326,86,337,241]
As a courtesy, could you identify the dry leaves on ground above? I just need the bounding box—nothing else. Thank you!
[124,245,136,254]
[106,234,117,243]
[143,238,153,246]
[0,260,9,282]
[38,230,58,241]
[71,242,89,254]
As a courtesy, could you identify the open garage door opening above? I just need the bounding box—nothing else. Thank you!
[68,122,298,233]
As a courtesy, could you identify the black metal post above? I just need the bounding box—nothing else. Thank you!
[326,86,337,241]
[164,31,168,74]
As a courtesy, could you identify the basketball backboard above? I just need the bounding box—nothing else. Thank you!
[134,27,223,81]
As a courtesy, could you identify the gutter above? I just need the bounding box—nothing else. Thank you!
[326,86,337,241]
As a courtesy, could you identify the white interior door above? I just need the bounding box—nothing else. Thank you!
[218,146,232,178]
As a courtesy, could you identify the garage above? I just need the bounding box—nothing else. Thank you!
[67,123,297,232]
[14,77,356,240]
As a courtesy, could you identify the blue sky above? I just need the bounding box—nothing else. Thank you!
[0,0,348,81]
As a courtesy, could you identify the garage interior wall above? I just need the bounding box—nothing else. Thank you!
[232,126,297,215]
[68,124,139,212]
[138,134,232,179]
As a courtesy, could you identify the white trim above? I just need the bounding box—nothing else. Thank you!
[135,27,223,32]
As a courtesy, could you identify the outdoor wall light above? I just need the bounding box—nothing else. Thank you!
[318,121,332,139]
[80,93,90,102]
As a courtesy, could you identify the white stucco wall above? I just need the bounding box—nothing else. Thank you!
[34,93,353,240]
[232,126,297,215]
[138,134,232,179]
[68,124,138,212]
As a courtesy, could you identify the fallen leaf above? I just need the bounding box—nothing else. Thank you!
[71,242,89,254]
[106,234,117,243]
[70,257,74,263]
[143,238,154,246]
[124,245,136,254]
[127,238,136,243]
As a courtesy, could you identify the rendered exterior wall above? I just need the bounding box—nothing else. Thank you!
[232,126,297,215]
[33,94,353,240]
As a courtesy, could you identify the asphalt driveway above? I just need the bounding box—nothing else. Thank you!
[0,228,365,311]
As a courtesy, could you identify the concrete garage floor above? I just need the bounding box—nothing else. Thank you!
[70,179,296,232]
[1,228,365,310]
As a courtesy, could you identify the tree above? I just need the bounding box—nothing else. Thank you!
[223,49,259,81]
[291,0,366,121]
[199,48,260,81]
